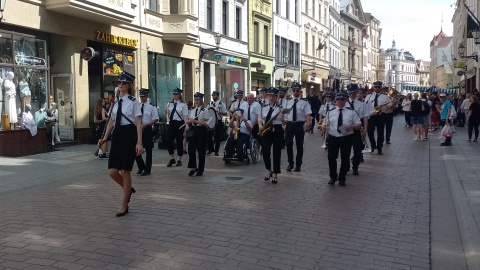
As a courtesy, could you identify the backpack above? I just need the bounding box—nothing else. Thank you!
[422,101,430,116]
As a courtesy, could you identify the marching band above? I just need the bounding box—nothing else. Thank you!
[101,71,420,218]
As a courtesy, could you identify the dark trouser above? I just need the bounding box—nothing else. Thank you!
[188,126,208,172]
[310,113,319,132]
[225,133,250,159]
[468,120,480,139]
[457,111,465,126]
[385,113,394,142]
[285,121,305,168]
[207,120,223,153]
[328,134,354,181]
[404,111,412,126]
[262,124,283,174]
[167,120,185,156]
[351,130,363,170]
[368,114,385,150]
[136,127,153,173]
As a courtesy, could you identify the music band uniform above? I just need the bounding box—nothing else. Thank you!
[225,113,252,161]
[187,93,211,176]
[259,88,284,183]
[229,90,246,113]
[365,81,389,155]
[166,88,189,166]
[318,93,334,148]
[207,91,227,155]
[135,89,159,176]
[325,92,362,186]
[285,83,312,172]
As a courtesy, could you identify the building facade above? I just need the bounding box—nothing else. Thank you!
[273,0,301,89]
[198,0,249,104]
[380,40,418,90]
[363,13,381,85]
[0,0,200,139]
[301,0,331,93]
[339,0,366,88]
[429,30,453,89]
[416,60,431,87]
[329,0,342,90]
[249,0,274,93]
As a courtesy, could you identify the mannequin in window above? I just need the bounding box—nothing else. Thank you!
[22,104,37,136]
[19,75,31,113]
[45,102,60,145]
[4,71,18,129]
[35,106,46,127]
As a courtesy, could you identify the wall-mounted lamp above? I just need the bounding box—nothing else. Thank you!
[458,43,478,62]
[273,56,289,73]
[200,33,222,59]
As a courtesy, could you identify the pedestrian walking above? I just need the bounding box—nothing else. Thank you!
[410,92,425,141]
[402,93,413,127]
[306,86,321,133]
[461,93,472,127]
[259,88,285,184]
[98,71,143,217]
[365,81,390,155]
[285,83,312,172]
[186,93,211,176]
[94,99,109,158]
[135,89,159,176]
[165,88,189,167]
[467,95,480,142]
[323,91,362,186]
[420,93,431,141]
[383,87,395,144]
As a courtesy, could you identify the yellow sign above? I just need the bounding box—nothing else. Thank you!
[96,31,138,48]
[284,71,294,78]
[458,61,466,68]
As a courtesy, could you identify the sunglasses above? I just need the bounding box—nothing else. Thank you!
[172,93,179,95]
[293,89,301,92]
[117,81,129,85]
[335,98,346,101]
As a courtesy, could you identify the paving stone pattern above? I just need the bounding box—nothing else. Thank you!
[0,117,432,269]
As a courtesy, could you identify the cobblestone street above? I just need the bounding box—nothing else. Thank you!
[0,117,478,270]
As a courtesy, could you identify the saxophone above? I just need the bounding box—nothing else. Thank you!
[234,114,240,140]
[258,111,282,137]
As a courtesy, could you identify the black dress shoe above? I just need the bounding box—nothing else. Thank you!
[386,141,391,144]
[136,169,143,175]
[215,153,219,156]
[167,159,175,167]
[189,168,198,176]
[378,149,383,155]
[206,150,213,155]
[339,181,346,186]
[294,167,301,172]
[141,171,150,176]
[128,187,136,203]
[116,206,129,217]
[286,164,293,172]
[328,179,336,185]
[196,171,203,176]
[176,160,182,166]
[264,172,272,181]
[370,148,376,153]
[352,169,359,175]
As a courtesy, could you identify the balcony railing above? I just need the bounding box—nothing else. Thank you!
[45,0,137,24]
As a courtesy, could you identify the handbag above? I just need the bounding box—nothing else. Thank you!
[440,124,453,137]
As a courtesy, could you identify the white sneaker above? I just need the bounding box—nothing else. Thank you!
[413,136,418,141]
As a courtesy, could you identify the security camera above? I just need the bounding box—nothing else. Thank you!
[455,68,465,76]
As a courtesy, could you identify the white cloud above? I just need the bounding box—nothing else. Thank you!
[361,0,455,60]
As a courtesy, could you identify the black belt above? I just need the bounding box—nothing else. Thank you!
[288,121,305,124]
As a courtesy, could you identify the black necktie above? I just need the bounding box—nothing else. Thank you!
[374,94,379,107]
[116,98,123,125]
[293,99,298,122]
[248,104,251,121]
[170,102,176,121]
[141,103,144,115]
[266,106,274,122]
[349,100,354,110]
[212,101,216,107]
[337,109,343,134]
[194,108,199,126]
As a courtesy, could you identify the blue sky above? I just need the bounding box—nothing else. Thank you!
[360,0,455,60]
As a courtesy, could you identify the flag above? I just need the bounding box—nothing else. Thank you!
[467,12,480,38]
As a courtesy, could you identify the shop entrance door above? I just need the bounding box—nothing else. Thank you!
[51,74,74,140]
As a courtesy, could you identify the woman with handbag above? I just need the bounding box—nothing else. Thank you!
[467,95,480,142]
[98,71,143,217]
[436,93,453,146]
[186,92,211,176]
[94,99,109,158]
[164,88,189,167]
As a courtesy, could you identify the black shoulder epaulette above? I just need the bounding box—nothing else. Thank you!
[219,101,223,104]
[345,107,355,110]
[327,107,335,112]
[128,96,136,101]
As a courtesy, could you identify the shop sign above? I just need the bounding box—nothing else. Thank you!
[284,71,294,78]
[226,56,242,64]
[96,31,138,48]
[103,49,134,75]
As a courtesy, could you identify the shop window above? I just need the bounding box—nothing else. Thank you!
[14,36,47,67]
[0,37,13,64]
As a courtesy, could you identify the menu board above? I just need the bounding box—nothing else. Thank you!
[103,49,134,75]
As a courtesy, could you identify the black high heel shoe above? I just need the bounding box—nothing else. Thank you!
[128,187,136,203]
[116,206,129,217]
[264,172,272,181]
[189,168,198,176]
[272,174,278,184]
